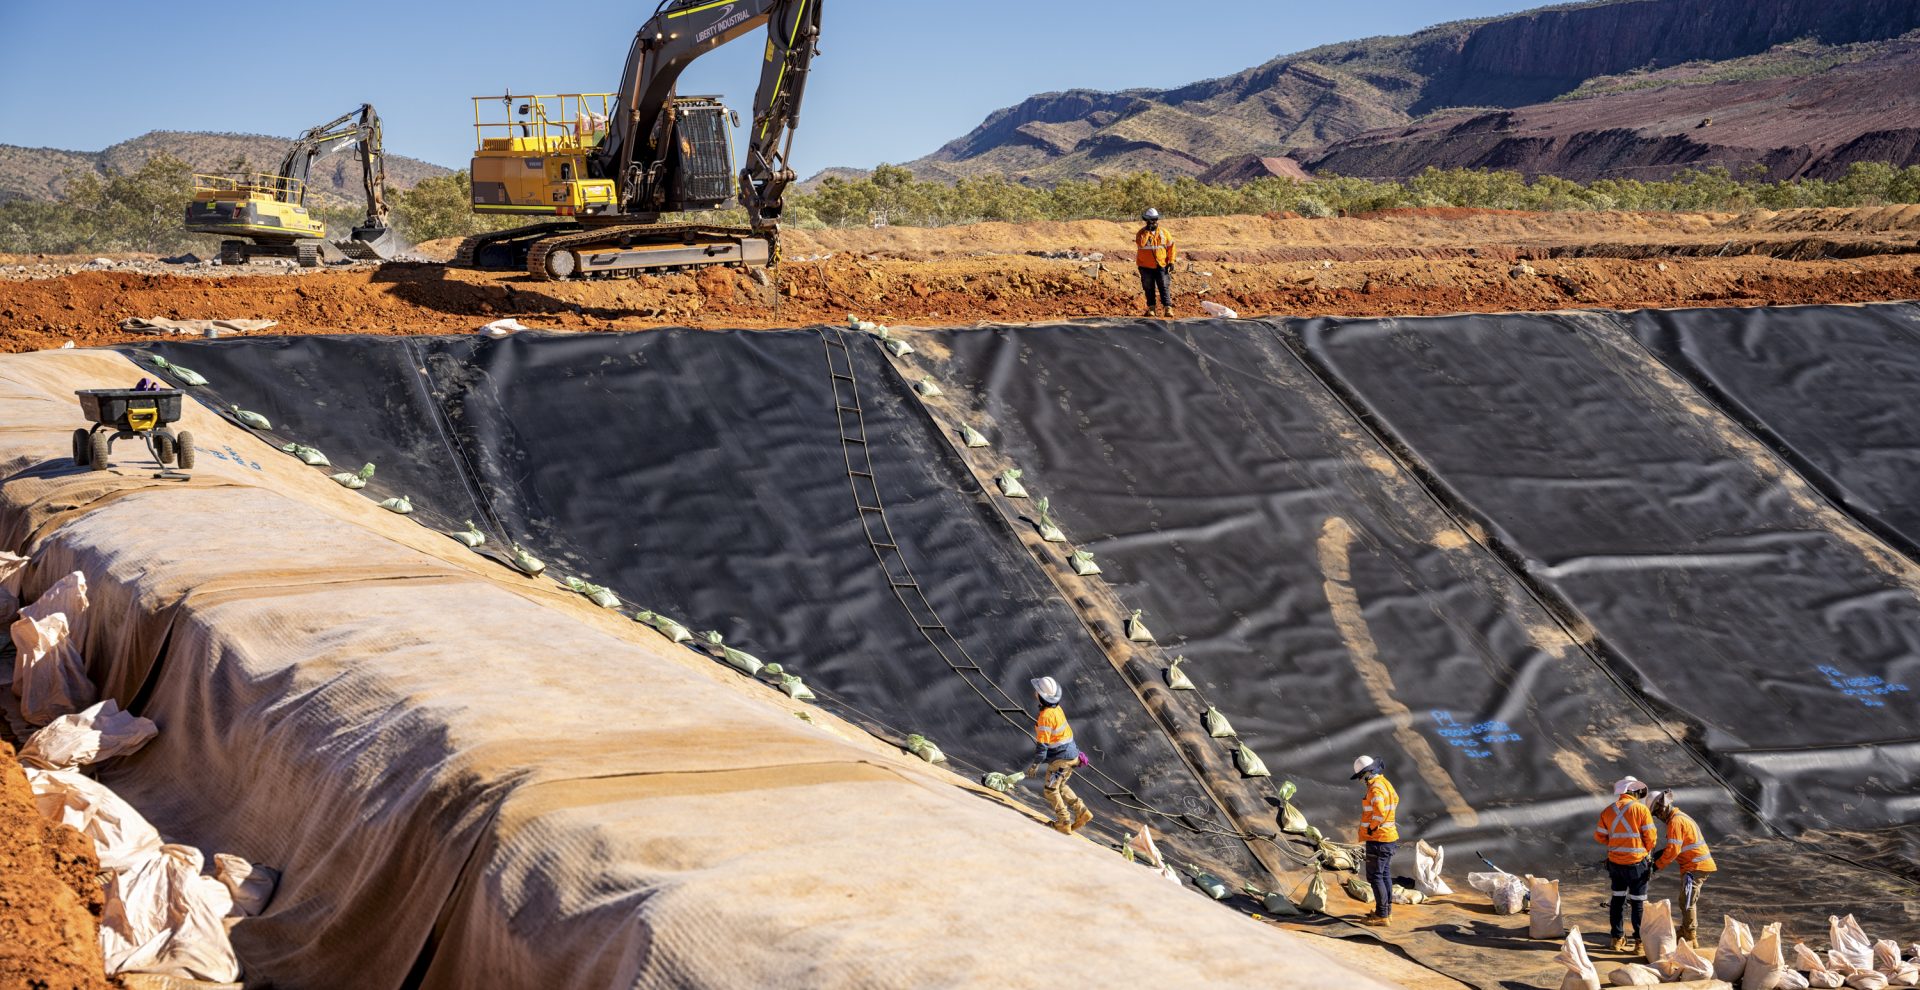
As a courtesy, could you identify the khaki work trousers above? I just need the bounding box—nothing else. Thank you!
[1043,759,1087,826]
[1678,872,1708,942]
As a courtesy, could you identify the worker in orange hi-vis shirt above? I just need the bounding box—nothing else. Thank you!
[1135,208,1177,318]
[1594,775,1659,954]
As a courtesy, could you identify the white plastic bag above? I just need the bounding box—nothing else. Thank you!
[1666,939,1714,982]
[1608,963,1661,986]
[1414,840,1453,896]
[1200,300,1240,319]
[101,843,242,981]
[1468,870,1528,915]
[18,698,157,769]
[1746,922,1791,990]
[1717,917,1757,982]
[1530,876,1564,939]
[1642,899,1677,969]
[0,550,27,626]
[1834,916,1876,973]
[11,571,96,725]
[1556,926,1602,990]
[212,853,278,917]
[24,767,162,872]
[1128,825,1166,868]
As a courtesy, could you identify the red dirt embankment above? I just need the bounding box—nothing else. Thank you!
[0,741,109,989]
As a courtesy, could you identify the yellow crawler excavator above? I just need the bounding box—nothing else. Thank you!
[185,104,399,267]
[455,0,822,280]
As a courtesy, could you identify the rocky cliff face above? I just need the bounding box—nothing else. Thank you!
[897,0,1920,184]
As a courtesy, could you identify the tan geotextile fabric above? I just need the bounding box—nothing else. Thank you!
[0,350,1396,989]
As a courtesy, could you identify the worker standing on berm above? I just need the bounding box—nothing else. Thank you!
[1649,790,1716,946]
[1351,754,1399,927]
[1136,208,1177,318]
[1594,776,1660,953]
[1026,677,1093,835]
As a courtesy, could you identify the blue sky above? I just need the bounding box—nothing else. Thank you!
[0,0,1544,174]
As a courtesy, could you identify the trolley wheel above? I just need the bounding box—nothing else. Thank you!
[72,428,90,467]
[154,431,176,465]
[176,432,195,470]
[88,430,111,472]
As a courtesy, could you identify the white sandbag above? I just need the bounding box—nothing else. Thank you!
[1414,839,1453,896]
[1746,922,1791,990]
[1557,926,1603,990]
[1200,300,1240,319]
[1666,939,1714,982]
[1846,974,1890,990]
[0,550,26,626]
[212,853,278,917]
[1296,872,1329,914]
[1717,917,1757,982]
[1467,870,1527,915]
[1808,972,1845,989]
[1892,964,1919,988]
[1798,943,1831,974]
[1833,916,1876,973]
[101,844,241,981]
[11,571,96,725]
[1776,972,1811,990]
[24,767,162,872]
[1642,898,1677,969]
[1608,963,1662,986]
[18,698,158,769]
[1878,942,1906,976]
[1390,886,1427,905]
[1530,876,1564,939]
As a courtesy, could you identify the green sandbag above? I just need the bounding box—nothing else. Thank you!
[1204,706,1235,738]
[1342,875,1374,904]
[699,631,764,676]
[378,495,412,515]
[778,673,815,701]
[450,521,486,548]
[634,609,693,643]
[1126,609,1155,643]
[847,315,878,332]
[1299,872,1329,914]
[1279,801,1309,834]
[1166,655,1195,691]
[1244,886,1303,917]
[1070,550,1101,576]
[509,545,546,576]
[1319,841,1355,871]
[564,577,620,610]
[1035,497,1067,543]
[875,329,914,358]
[230,406,271,430]
[915,377,942,397]
[997,469,1028,498]
[331,463,375,489]
[904,733,946,764]
[280,443,329,466]
[149,355,208,386]
[982,770,1026,793]
[1277,779,1298,803]
[1236,743,1271,778]
[961,425,990,448]
[1302,825,1324,845]
[1189,869,1229,900]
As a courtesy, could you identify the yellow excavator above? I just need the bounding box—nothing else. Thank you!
[185,104,399,267]
[456,0,822,280]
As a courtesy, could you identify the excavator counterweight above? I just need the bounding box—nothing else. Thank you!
[455,0,822,280]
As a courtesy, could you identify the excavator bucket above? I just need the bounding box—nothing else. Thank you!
[335,224,401,262]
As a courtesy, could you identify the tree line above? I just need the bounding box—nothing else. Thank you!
[5,154,1920,255]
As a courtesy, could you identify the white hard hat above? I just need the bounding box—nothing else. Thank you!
[1613,775,1645,796]
[1031,677,1062,705]
[1142,207,1161,221]
[1351,754,1378,779]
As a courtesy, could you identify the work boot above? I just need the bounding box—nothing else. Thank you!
[1143,308,1157,318]
[1677,926,1697,946]
[1361,915,1390,928]
[1051,819,1073,834]
[1162,306,1176,318]
[1625,936,1641,954]
[1609,936,1629,954]
[1069,809,1093,834]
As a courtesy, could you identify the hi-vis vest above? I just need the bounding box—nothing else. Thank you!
[1137,227,1176,269]
[1035,706,1074,750]
[1359,775,1399,843]
[1655,810,1717,873]
[1594,795,1659,865]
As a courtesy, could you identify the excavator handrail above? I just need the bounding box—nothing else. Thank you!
[470,93,615,153]
[192,172,307,202]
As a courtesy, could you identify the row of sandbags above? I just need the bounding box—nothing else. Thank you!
[5,558,277,983]
[1555,912,1920,989]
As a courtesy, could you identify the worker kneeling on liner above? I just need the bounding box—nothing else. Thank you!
[1648,789,1716,945]
[1351,753,1399,927]
[1136,208,1177,318]
[1594,775,1659,953]
[1025,676,1093,835]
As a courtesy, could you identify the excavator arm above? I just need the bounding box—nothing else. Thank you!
[276,103,391,234]
[599,0,822,230]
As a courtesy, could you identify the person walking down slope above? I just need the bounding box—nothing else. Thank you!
[1026,676,1093,835]
[1594,776,1660,953]
[1649,790,1716,946]
[1136,208,1177,318]
[1351,754,1399,927]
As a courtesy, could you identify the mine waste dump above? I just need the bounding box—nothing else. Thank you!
[98,302,1918,982]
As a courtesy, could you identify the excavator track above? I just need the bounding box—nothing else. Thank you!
[522,222,771,281]
[453,222,580,270]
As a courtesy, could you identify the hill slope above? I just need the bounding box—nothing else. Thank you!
[903,0,1920,183]
[0,131,451,206]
